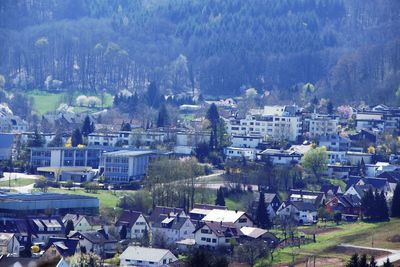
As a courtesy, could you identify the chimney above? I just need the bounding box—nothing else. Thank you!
[220,221,222,226]
[76,214,79,219]
[235,210,238,213]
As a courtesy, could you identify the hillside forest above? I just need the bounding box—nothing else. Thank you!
[0,0,399,104]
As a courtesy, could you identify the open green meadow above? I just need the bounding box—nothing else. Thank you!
[26,90,114,115]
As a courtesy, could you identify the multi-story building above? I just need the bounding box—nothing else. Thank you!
[88,132,119,146]
[304,113,338,138]
[100,150,153,184]
[30,146,114,169]
[227,105,302,142]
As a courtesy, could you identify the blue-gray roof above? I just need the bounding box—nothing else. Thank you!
[0,134,14,149]
[0,192,97,202]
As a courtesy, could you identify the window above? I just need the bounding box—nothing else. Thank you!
[201,229,208,234]
[206,238,211,242]
[201,237,206,241]
[212,239,216,243]
[238,218,247,223]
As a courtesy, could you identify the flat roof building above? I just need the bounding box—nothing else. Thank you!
[100,150,153,184]
[0,192,99,217]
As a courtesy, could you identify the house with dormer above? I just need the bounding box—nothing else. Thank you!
[71,229,117,258]
[28,216,65,244]
[194,221,240,248]
[151,214,195,245]
[115,210,150,240]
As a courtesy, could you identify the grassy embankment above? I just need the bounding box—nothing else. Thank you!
[256,219,400,266]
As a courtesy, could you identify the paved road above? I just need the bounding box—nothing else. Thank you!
[0,172,40,182]
[339,243,400,266]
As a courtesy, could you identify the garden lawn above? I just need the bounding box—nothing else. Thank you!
[45,187,133,209]
[257,219,400,266]
[0,178,36,187]
[27,90,65,114]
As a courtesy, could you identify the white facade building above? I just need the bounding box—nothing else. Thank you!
[119,246,177,267]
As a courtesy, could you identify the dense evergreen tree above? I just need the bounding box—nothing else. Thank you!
[119,224,127,240]
[358,254,368,267]
[146,82,161,109]
[156,104,169,127]
[361,188,389,221]
[383,258,394,267]
[121,122,132,132]
[48,132,63,147]
[29,128,45,147]
[346,253,359,267]
[215,187,225,206]
[392,183,400,217]
[206,104,220,128]
[256,191,271,229]
[71,128,83,147]
[81,116,95,137]
[378,190,389,221]
[370,256,377,267]
[65,219,74,236]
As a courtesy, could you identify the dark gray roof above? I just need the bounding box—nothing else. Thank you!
[47,237,79,257]
[194,221,239,238]
[116,210,145,228]
[72,229,117,244]
[149,206,185,223]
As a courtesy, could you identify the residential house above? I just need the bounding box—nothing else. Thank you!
[258,144,312,165]
[28,216,65,244]
[115,210,150,239]
[88,132,119,146]
[345,151,373,165]
[42,237,79,261]
[288,189,326,206]
[231,134,263,148]
[239,226,279,246]
[0,219,30,251]
[63,214,94,232]
[174,131,210,155]
[194,221,240,248]
[119,246,177,267]
[318,134,351,151]
[304,113,338,138]
[151,214,195,245]
[149,207,186,224]
[71,229,117,258]
[189,204,228,221]
[325,194,362,220]
[320,185,343,198]
[0,233,20,257]
[349,129,377,144]
[276,201,318,225]
[0,114,28,133]
[224,146,258,161]
[327,150,347,164]
[201,209,254,228]
[251,193,281,218]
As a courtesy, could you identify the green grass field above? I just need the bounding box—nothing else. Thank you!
[26,90,114,115]
[0,178,36,187]
[256,219,400,266]
[45,187,132,209]
[27,90,65,114]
